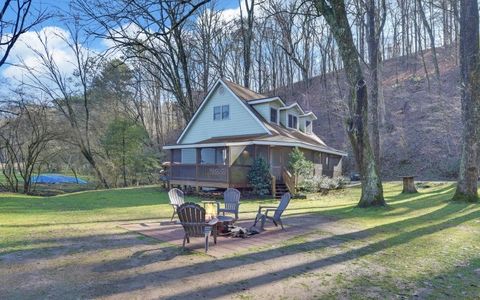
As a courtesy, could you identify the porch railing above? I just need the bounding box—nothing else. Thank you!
[197,165,228,182]
[170,164,229,183]
[282,167,296,194]
[170,164,196,180]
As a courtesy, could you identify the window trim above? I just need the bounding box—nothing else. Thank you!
[305,120,312,134]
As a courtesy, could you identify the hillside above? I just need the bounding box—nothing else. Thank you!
[275,47,462,180]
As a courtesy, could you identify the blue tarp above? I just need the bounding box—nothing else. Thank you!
[31,174,88,184]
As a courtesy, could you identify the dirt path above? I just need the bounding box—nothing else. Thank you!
[0,215,408,299]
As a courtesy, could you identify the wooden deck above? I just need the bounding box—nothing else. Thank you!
[120,218,313,258]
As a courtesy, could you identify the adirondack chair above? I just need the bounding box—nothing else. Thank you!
[253,193,291,230]
[177,202,218,252]
[217,188,241,220]
[168,188,185,221]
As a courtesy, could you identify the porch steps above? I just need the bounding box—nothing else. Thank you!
[274,182,288,199]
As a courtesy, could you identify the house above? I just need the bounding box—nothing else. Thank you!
[163,79,347,195]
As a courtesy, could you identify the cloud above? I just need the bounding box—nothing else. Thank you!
[0,26,96,82]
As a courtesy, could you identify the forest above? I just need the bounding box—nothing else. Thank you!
[0,0,477,203]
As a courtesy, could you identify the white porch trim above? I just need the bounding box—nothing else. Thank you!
[164,140,347,156]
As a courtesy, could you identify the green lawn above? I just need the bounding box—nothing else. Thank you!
[1,182,479,298]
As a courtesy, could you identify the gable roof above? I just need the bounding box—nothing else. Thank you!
[169,79,346,156]
[176,79,271,144]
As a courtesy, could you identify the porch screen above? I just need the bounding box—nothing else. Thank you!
[200,148,226,165]
[256,145,269,161]
[231,145,254,166]
[181,149,196,164]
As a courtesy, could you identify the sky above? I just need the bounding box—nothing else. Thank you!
[0,0,241,85]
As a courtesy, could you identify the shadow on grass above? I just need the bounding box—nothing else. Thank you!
[86,193,479,298]
[3,182,477,298]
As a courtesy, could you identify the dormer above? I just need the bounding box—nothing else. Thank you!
[299,112,317,134]
[279,103,304,130]
[249,97,285,125]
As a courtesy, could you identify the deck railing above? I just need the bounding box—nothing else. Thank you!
[170,164,229,183]
[197,165,228,182]
[170,164,196,180]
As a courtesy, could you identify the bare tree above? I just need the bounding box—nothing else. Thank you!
[22,23,110,188]
[74,0,210,122]
[0,0,49,67]
[452,0,480,202]
[313,0,385,207]
[416,0,441,82]
[366,0,387,167]
[0,96,56,193]
[240,0,256,88]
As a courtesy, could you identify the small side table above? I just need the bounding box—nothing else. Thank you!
[400,176,418,193]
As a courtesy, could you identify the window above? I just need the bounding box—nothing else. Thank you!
[306,120,312,133]
[214,105,229,120]
[270,108,277,123]
[215,148,227,165]
[288,114,297,129]
[214,106,221,120]
[222,105,229,119]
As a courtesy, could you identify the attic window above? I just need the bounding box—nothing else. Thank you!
[270,108,278,123]
[288,114,297,129]
[214,105,229,120]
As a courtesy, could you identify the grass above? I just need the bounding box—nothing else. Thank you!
[1,182,480,298]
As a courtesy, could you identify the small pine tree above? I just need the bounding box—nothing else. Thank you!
[288,147,314,191]
[247,158,272,195]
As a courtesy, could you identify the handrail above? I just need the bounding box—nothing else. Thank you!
[282,167,296,194]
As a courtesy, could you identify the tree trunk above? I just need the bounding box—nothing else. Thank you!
[313,0,385,207]
[366,0,385,168]
[417,0,441,82]
[453,0,480,202]
[240,0,255,88]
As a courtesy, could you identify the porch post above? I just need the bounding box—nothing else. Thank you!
[196,148,201,192]
[226,146,230,186]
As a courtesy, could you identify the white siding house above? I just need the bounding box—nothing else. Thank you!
[164,79,346,195]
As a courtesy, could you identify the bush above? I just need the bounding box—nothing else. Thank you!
[299,176,317,193]
[247,158,272,195]
[299,175,350,193]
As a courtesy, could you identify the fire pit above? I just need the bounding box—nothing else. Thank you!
[216,215,235,236]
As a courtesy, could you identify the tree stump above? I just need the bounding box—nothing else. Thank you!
[400,176,418,193]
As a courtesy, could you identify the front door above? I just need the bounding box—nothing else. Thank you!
[270,147,290,181]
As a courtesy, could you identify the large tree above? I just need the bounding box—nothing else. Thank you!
[74,0,210,122]
[452,0,480,202]
[313,0,385,207]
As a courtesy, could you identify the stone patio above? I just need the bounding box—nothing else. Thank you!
[120,214,343,258]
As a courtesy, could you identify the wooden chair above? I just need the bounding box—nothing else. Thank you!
[177,202,218,252]
[253,193,291,230]
[217,188,241,220]
[168,188,185,221]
